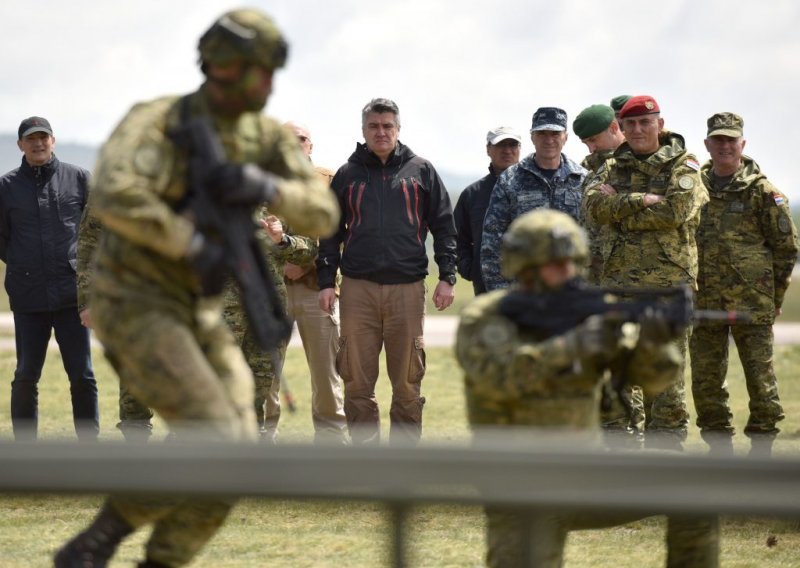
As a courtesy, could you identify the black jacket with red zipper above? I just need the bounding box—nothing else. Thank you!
[317,141,457,289]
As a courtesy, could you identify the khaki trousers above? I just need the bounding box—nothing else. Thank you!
[285,280,348,443]
[337,277,426,445]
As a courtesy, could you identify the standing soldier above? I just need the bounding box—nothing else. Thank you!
[55,9,338,567]
[691,112,799,457]
[222,212,317,444]
[457,209,718,568]
[572,103,645,444]
[480,107,586,292]
[584,95,708,451]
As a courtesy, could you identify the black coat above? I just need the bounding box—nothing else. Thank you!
[0,155,90,313]
[317,142,457,288]
[453,167,497,295]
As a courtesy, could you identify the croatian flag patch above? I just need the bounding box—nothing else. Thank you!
[774,194,785,206]
[686,158,700,171]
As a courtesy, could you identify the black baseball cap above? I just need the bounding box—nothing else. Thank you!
[18,116,53,140]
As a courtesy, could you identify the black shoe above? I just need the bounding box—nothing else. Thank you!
[54,504,133,567]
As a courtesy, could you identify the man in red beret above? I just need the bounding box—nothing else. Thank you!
[583,95,709,452]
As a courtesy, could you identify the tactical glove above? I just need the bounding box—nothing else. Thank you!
[186,233,228,296]
[208,163,278,205]
[638,308,681,345]
[565,314,619,359]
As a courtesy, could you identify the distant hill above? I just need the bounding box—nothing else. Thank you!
[0,134,97,174]
[0,133,475,203]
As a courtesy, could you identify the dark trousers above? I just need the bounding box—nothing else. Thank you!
[10,308,99,441]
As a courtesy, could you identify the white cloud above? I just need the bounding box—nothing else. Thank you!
[1,0,798,201]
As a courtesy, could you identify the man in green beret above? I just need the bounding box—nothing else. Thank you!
[573,104,644,446]
[691,112,798,457]
[609,94,631,123]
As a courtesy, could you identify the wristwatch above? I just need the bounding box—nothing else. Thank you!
[441,274,457,286]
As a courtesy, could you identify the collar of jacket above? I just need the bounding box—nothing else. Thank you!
[701,155,764,195]
[20,154,58,181]
[352,140,416,169]
[613,130,688,175]
[518,152,584,181]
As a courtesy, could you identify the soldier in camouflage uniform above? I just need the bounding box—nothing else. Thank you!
[573,104,645,444]
[221,211,317,443]
[480,107,586,292]
[457,209,718,568]
[691,112,799,457]
[55,9,339,568]
[77,209,156,443]
[584,95,709,451]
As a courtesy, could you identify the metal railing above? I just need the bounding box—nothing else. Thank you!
[2,436,799,567]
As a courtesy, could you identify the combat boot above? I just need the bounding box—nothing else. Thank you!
[644,430,684,452]
[54,504,133,567]
[748,434,775,458]
[701,430,734,457]
[137,560,171,568]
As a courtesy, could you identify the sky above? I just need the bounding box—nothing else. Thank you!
[2,0,799,199]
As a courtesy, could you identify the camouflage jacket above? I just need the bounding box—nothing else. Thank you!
[76,205,102,310]
[456,288,680,430]
[480,153,587,291]
[88,86,338,309]
[696,156,799,323]
[283,164,334,290]
[583,131,708,288]
[580,149,615,285]
[222,210,317,329]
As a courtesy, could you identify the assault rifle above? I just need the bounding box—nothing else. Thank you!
[499,281,751,417]
[499,281,750,337]
[171,101,292,351]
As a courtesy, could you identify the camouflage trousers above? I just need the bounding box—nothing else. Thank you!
[117,303,288,441]
[92,294,257,566]
[690,324,784,436]
[642,328,690,444]
[485,507,719,568]
[222,304,287,439]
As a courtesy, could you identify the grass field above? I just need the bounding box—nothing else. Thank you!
[1,340,800,567]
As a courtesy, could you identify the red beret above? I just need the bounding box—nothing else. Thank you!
[618,95,660,119]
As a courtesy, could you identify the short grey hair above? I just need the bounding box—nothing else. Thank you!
[361,98,401,128]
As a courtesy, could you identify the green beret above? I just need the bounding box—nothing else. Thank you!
[572,105,615,139]
[609,95,631,112]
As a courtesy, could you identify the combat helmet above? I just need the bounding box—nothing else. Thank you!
[198,9,289,70]
[500,209,588,279]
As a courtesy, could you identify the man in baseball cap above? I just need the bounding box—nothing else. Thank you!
[454,126,522,294]
[480,106,587,291]
[18,116,53,139]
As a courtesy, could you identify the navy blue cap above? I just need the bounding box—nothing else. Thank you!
[530,107,567,132]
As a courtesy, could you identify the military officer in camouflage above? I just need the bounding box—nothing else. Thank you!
[55,9,338,568]
[457,209,718,568]
[584,95,708,451]
[480,107,587,292]
[573,103,646,444]
[222,211,317,443]
[691,112,799,457]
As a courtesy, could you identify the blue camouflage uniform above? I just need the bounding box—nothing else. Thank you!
[480,154,586,291]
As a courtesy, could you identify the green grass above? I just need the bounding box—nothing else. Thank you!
[1,343,800,567]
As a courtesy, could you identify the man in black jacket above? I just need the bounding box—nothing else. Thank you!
[454,126,522,295]
[317,98,457,445]
[0,116,98,441]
